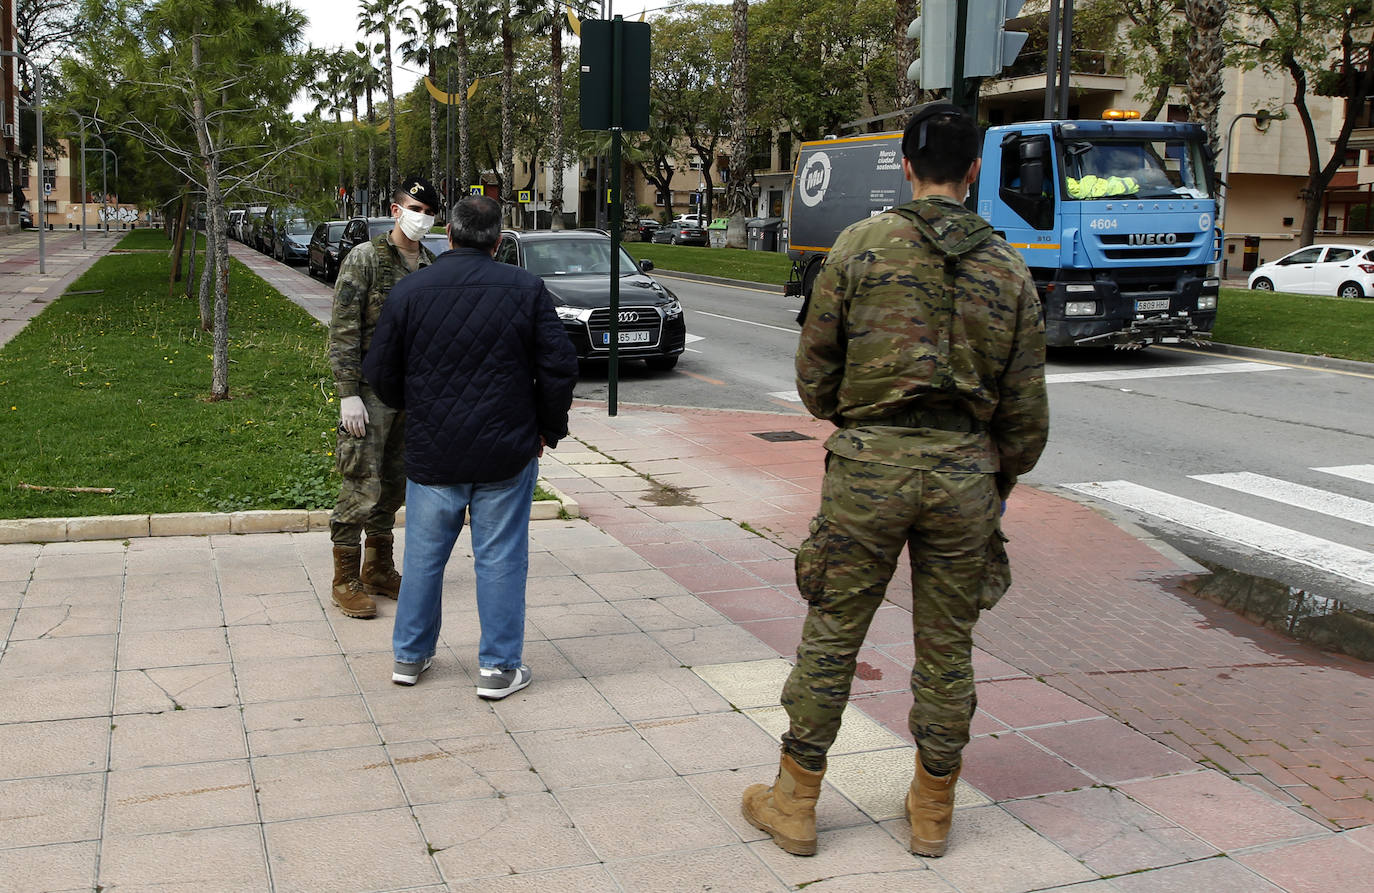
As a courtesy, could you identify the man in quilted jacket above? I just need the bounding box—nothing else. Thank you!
[363,195,578,699]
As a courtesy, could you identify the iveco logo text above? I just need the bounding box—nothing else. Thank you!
[1127,233,1178,245]
[619,311,639,323]
[798,152,831,207]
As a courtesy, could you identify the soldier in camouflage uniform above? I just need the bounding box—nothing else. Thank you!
[742,103,1049,858]
[328,176,440,619]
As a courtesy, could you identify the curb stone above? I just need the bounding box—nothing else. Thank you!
[0,479,578,544]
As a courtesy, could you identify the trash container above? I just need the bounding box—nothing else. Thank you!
[747,217,781,251]
[707,216,728,248]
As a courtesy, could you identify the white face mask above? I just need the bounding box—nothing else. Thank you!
[396,206,435,241]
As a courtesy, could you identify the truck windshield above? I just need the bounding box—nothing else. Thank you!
[1060,138,1212,200]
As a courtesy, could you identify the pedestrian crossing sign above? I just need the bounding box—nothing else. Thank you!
[469,185,483,196]
[518,190,532,204]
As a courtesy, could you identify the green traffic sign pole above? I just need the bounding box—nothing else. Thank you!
[608,15,624,417]
[951,0,974,116]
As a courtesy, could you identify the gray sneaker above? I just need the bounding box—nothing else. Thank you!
[392,657,433,686]
[477,665,531,700]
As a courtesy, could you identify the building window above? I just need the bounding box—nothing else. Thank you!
[43,165,55,194]
[688,157,704,171]
[778,132,792,172]
[1345,149,1360,167]
[18,165,28,188]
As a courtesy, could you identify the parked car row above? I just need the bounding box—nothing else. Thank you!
[1248,242,1374,299]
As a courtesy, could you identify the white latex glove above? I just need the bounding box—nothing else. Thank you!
[339,395,369,437]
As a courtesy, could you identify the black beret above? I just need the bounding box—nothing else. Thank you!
[398,176,440,212]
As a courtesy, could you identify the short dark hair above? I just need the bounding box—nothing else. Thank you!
[450,196,502,251]
[901,102,981,185]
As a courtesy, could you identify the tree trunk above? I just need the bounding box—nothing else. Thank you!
[168,190,190,295]
[197,218,214,330]
[500,1,516,227]
[457,22,473,194]
[550,0,565,230]
[366,84,377,214]
[895,0,919,121]
[428,36,441,200]
[383,24,398,200]
[336,108,347,217]
[1142,81,1170,121]
[1184,0,1226,159]
[211,196,230,401]
[350,96,361,216]
[726,0,750,249]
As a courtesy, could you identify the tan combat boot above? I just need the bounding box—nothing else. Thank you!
[331,544,377,619]
[360,533,402,600]
[905,758,961,857]
[741,752,824,856]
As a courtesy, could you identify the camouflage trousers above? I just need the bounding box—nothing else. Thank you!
[330,387,405,546]
[781,454,1008,775]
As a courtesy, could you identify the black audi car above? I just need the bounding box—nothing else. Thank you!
[495,230,685,371]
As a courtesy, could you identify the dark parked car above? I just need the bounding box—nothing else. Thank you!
[420,233,450,257]
[307,221,348,280]
[337,216,396,267]
[634,219,661,240]
[494,230,685,371]
[272,217,312,264]
[651,220,707,246]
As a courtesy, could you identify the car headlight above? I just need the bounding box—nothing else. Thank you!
[1197,295,1217,310]
[1064,301,1098,316]
[556,305,593,323]
[662,299,682,319]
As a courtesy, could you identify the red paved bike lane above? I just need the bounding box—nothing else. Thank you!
[552,401,1374,833]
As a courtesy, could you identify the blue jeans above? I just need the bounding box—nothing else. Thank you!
[392,458,538,670]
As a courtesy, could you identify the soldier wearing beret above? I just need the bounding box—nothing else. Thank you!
[742,104,1049,858]
[327,176,441,620]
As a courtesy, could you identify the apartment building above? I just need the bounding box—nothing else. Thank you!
[0,0,21,232]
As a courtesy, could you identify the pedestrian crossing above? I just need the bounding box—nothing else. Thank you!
[1063,466,1374,588]
[1045,361,1282,385]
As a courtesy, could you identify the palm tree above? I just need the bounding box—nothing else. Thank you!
[362,0,406,201]
[355,40,382,214]
[725,0,750,248]
[399,0,453,201]
[309,48,351,217]
[1184,0,1227,159]
[525,0,594,230]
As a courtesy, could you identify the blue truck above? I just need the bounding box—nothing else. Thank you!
[783,118,1222,347]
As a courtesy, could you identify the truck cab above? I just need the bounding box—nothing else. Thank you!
[983,119,1220,346]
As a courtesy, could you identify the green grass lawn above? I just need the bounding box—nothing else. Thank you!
[0,251,336,519]
[626,242,793,287]
[116,228,207,252]
[1214,287,1374,363]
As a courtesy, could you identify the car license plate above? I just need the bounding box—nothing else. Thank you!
[601,330,651,345]
[1135,299,1170,312]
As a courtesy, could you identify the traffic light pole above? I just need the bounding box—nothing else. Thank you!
[607,16,625,417]
[951,0,974,116]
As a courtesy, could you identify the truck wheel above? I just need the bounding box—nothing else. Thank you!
[1251,277,1273,291]
[802,259,822,298]
[1339,281,1366,299]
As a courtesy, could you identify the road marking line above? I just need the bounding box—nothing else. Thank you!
[680,370,726,385]
[768,390,802,402]
[1161,345,1374,381]
[685,333,705,344]
[1046,362,1281,384]
[1062,479,1374,586]
[1315,465,1374,487]
[1190,472,1374,529]
[689,309,798,335]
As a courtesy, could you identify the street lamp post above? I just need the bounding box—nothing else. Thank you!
[1219,110,1280,242]
[0,50,44,273]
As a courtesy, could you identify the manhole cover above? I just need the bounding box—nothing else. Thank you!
[752,430,814,442]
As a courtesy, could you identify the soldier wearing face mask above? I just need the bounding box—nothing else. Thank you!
[326,176,440,620]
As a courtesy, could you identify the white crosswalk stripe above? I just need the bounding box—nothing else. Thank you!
[1046,361,1281,385]
[1062,479,1374,587]
[1315,465,1374,487]
[1190,472,1374,529]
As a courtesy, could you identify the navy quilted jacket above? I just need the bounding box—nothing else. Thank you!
[362,246,579,485]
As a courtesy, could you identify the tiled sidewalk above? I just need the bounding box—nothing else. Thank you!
[0,229,121,349]
[6,418,1370,891]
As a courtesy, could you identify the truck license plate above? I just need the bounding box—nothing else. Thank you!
[602,330,651,345]
[1135,299,1170,312]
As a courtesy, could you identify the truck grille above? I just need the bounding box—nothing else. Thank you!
[1097,232,1199,261]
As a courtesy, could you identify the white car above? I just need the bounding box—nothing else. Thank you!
[1248,243,1374,299]
[673,213,707,228]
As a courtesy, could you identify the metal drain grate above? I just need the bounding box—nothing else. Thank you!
[751,430,814,442]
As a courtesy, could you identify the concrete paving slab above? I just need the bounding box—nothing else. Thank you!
[634,710,781,774]
[827,747,991,822]
[102,759,256,836]
[607,844,788,892]
[555,775,736,861]
[0,716,109,780]
[99,824,270,893]
[262,808,440,893]
[112,664,236,713]
[0,841,97,893]
[388,734,546,805]
[415,792,599,879]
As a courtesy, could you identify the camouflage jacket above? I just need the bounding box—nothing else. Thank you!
[796,195,1049,490]
[329,231,435,398]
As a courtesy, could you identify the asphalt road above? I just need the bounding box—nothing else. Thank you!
[581,273,1374,610]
